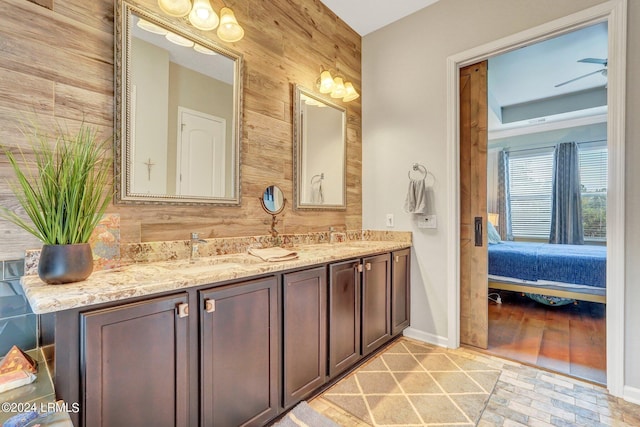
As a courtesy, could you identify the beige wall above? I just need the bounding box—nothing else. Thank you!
[362,0,640,393]
[0,0,362,259]
[167,63,234,196]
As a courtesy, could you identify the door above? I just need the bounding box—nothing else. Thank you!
[177,107,226,197]
[459,61,488,349]
[329,260,361,378]
[283,267,327,408]
[391,248,411,336]
[200,277,279,427]
[81,293,189,427]
[361,254,391,356]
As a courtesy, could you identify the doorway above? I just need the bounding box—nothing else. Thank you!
[484,23,608,384]
[176,107,226,197]
[448,1,626,396]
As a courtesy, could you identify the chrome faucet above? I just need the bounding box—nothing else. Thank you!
[329,227,337,243]
[189,232,207,261]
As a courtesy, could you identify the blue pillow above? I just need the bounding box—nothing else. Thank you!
[487,221,502,244]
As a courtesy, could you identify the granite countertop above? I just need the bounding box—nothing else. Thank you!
[21,241,411,315]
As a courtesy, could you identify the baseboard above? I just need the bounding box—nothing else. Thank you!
[402,327,449,348]
[623,384,640,405]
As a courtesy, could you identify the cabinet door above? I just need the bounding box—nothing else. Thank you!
[200,277,279,427]
[329,260,361,378]
[81,293,189,427]
[391,248,411,336]
[283,267,327,408]
[361,254,391,356]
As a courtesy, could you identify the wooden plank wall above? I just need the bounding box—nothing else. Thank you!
[0,0,362,260]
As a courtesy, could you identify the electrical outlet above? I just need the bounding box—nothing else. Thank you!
[385,214,394,227]
[417,214,437,229]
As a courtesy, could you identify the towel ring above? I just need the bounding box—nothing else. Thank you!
[408,163,428,180]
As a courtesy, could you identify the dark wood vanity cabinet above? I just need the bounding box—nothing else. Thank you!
[200,277,279,427]
[328,260,361,378]
[361,253,392,356]
[80,293,190,427]
[282,267,327,408]
[391,248,411,336]
[61,248,409,427]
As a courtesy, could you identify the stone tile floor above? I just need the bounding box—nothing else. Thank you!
[310,338,640,427]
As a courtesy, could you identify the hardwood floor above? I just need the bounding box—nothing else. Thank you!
[486,289,606,384]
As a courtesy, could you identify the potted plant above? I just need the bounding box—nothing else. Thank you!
[0,120,112,284]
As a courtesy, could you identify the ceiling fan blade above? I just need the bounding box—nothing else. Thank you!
[578,57,608,65]
[554,69,605,87]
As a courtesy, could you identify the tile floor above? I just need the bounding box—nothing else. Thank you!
[310,337,640,427]
[318,339,500,425]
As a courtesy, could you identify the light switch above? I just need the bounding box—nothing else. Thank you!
[386,214,394,227]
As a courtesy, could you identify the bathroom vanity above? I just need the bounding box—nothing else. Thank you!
[22,240,410,427]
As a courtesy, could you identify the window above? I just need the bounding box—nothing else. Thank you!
[506,143,608,241]
[508,149,554,238]
[580,146,608,240]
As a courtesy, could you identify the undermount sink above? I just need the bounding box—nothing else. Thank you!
[160,254,264,272]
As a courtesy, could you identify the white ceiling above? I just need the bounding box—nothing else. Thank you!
[488,23,608,108]
[488,22,608,133]
[319,0,440,36]
[319,2,608,134]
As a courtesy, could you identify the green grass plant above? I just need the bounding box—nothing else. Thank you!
[1,121,112,245]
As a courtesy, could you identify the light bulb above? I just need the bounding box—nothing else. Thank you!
[217,7,244,42]
[342,82,360,102]
[318,70,334,94]
[157,0,191,17]
[189,0,219,31]
[330,77,346,98]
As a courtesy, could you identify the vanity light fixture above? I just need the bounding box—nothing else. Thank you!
[316,68,360,102]
[330,76,346,99]
[158,0,191,17]
[156,0,245,42]
[217,7,244,42]
[193,44,218,55]
[318,70,335,94]
[165,31,194,47]
[136,18,168,35]
[189,0,219,31]
[342,82,360,102]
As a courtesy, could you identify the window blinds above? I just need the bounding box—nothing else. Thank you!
[506,144,608,241]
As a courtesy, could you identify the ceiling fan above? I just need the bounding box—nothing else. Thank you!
[554,58,608,88]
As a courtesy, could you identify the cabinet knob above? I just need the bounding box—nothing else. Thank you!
[205,299,216,313]
[357,264,363,273]
[177,303,189,318]
[395,255,400,263]
[365,263,371,271]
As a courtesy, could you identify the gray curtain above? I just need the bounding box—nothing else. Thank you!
[549,142,584,244]
[497,150,513,241]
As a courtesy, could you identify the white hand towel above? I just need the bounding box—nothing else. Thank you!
[404,179,427,214]
[248,247,299,262]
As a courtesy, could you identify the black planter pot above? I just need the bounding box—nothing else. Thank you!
[38,243,94,284]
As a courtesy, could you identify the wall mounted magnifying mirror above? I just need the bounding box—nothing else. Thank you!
[293,85,346,210]
[260,185,286,238]
[115,1,243,205]
[261,185,286,215]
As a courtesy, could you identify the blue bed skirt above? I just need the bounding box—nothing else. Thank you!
[488,241,606,288]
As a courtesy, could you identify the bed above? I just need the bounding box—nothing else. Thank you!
[488,241,606,304]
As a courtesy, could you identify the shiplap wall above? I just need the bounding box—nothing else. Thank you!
[0,0,362,259]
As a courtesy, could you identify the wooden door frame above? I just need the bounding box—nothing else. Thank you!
[445,0,627,397]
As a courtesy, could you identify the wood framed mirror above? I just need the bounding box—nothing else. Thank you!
[114,0,243,205]
[293,85,346,210]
